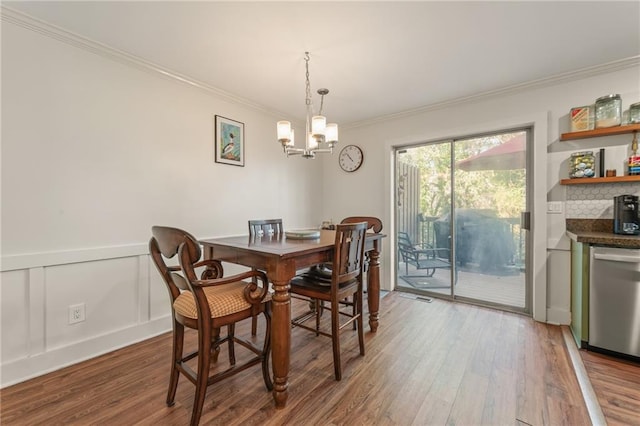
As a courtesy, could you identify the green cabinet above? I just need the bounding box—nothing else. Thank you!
[570,240,590,347]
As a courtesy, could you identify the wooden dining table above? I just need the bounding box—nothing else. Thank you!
[200,229,384,408]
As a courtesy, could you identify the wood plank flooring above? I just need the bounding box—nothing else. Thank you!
[1,292,591,425]
[581,350,640,426]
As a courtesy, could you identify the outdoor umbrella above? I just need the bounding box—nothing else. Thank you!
[456,133,525,171]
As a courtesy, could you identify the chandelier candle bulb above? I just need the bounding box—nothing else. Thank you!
[326,123,338,144]
[308,133,318,149]
[312,116,326,137]
[288,129,295,147]
[277,121,292,143]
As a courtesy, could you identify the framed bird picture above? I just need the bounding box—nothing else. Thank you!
[215,115,244,166]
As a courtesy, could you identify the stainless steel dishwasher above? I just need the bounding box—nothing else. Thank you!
[589,246,640,359]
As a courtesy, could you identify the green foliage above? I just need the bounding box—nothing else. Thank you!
[398,132,526,220]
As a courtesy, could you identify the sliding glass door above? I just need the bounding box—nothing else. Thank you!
[395,129,530,313]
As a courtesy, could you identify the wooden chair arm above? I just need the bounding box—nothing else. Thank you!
[191,269,270,304]
[167,259,224,279]
[193,258,223,269]
[193,258,224,279]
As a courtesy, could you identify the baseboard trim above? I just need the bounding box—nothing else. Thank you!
[561,326,606,426]
[1,316,171,388]
[546,307,571,325]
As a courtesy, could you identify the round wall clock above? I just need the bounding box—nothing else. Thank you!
[338,145,364,172]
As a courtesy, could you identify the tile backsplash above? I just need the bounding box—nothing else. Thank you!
[565,183,640,218]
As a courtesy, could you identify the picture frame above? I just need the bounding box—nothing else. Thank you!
[215,115,244,166]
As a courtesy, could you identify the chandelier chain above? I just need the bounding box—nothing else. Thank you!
[305,52,311,107]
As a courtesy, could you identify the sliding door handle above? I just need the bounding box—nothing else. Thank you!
[521,211,531,230]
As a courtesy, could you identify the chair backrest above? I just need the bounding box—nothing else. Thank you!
[397,232,418,262]
[331,222,368,286]
[398,231,414,248]
[248,219,284,237]
[149,226,201,302]
[341,216,383,233]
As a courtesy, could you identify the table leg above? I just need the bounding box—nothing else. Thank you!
[270,277,291,408]
[367,243,380,332]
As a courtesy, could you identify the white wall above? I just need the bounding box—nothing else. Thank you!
[321,63,640,325]
[2,9,639,387]
[1,16,324,386]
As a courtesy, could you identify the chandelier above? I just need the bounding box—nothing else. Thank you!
[277,52,338,158]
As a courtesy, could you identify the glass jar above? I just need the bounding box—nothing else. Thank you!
[595,94,622,128]
[570,105,593,131]
[569,151,595,178]
[629,102,640,124]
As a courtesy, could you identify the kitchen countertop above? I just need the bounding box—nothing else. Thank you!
[566,219,640,249]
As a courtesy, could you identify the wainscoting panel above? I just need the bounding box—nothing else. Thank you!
[149,257,171,320]
[44,257,140,350]
[0,251,172,388]
[1,269,30,363]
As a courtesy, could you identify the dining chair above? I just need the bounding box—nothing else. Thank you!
[248,219,284,238]
[149,226,272,426]
[308,216,383,278]
[305,216,383,326]
[290,221,368,380]
[247,219,283,335]
[341,216,383,273]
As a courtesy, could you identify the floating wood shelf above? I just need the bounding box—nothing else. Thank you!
[560,124,640,141]
[560,175,640,185]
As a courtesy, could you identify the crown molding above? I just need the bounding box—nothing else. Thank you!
[3,6,638,129]
[1,6,289,119]
[347,56,640,129]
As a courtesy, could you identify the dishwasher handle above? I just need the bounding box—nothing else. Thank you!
[593,252,640,263]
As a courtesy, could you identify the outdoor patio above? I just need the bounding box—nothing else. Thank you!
[397,262,525,309]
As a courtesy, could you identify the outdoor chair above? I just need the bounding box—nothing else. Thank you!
[398,231,457,283]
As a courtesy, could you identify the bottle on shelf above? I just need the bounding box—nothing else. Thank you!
[629,132,639,176]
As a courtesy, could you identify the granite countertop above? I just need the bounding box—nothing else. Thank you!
[566,219,640,249]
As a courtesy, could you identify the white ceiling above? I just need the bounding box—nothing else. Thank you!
[5,1,640,125]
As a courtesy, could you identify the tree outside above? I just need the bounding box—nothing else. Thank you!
[399,132,526,220]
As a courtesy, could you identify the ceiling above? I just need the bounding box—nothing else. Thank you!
[5,1,640,125]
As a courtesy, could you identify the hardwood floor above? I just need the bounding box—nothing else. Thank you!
[581,350,640,426]
[1,292,592,425]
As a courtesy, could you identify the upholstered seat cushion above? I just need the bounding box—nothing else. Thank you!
[173,281,270,319]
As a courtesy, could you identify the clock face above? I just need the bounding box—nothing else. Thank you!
[339,145,364,172]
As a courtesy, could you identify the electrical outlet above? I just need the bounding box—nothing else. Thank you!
[68,303,86,324]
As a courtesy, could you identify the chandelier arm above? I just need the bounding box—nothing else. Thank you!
[284,148,305,156]
[309,148,333,154]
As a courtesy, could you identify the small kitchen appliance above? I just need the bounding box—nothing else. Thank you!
[613,195,640,235]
